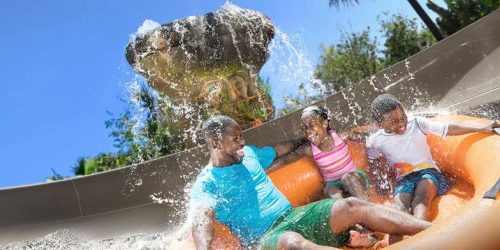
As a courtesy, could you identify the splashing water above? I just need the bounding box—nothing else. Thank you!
[3,230,168,250]
[263,28,321,112]
[8,1,500,249]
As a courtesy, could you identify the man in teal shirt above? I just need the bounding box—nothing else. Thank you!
[190,115,431,249]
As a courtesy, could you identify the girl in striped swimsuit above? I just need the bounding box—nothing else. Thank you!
[299,105,369,200]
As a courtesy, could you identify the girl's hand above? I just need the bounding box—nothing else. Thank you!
[346,131,366,141]
[373,238,389,249]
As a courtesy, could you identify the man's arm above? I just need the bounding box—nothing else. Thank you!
[192,208,215,250]
[272,137,309,158]
[266,143,312,173]
[447,120,500,136]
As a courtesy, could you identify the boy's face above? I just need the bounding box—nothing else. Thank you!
[211,122,245,164]
[379,107,408,135]
[301,115,329,146]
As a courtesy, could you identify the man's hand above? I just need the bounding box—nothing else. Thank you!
[192,208,215,250]
[272,137,308,158]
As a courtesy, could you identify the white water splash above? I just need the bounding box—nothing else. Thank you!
[130,19,161,41]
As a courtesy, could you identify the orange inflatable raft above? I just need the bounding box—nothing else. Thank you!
[181,115,500,249]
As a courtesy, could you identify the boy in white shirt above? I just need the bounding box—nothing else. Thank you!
[367,94,499,221]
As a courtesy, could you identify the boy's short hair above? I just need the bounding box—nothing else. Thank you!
[371,94,402,122]
[201,115,236,143]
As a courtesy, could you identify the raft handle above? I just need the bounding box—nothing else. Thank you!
[483,178,500,200]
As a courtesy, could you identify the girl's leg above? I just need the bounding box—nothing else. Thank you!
[324,185,343,199]
[341,172,369,200]
[390,192,414,244]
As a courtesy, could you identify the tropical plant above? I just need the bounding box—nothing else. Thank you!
[328,0,444,40]
[427,0,500,36]
[379,13,436,67]
[45,168,67,182]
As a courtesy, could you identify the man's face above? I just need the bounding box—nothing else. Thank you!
[379,107,408,135]
[212,122,246,164]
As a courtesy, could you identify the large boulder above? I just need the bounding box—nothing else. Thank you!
[126,3,276,137]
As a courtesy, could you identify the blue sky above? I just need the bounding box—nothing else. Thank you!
[0,0,444,188]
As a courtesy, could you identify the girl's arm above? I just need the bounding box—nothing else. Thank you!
[339,123,379,142]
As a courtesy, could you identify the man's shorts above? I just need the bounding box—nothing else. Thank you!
[324,168,370,189]
[258,199,350,249]
[394,168,450,196]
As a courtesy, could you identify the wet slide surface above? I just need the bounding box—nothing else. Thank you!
[1,8,500,249]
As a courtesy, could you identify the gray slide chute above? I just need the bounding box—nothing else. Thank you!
[1,8,500,246]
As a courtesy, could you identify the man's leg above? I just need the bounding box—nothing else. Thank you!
[277,232,337,250]
[341,172,369,200]
[329,197,431,236]
[412,179,438,220]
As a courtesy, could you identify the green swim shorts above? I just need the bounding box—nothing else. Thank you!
[258,199,350,249]
[324,168,369,189]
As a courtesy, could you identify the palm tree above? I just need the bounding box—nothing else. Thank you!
[328,0,444,41]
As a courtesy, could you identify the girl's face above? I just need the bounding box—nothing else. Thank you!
[301,115,329,146]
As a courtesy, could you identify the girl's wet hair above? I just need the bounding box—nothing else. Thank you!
[201,115,236,143]
[371,94,403,122]
[301,105,332,130]
[301,105,331,121]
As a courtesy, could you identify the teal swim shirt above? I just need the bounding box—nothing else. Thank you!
[190,145,291,246]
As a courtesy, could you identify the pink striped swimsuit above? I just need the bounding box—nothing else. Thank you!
[311,130,356,182]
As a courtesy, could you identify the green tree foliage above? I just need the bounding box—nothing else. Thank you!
[314,29,380,94]
[427,0,500,36]
[72,154,129,175]
[379,13,436,67]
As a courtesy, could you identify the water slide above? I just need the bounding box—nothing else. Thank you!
[1,7,500,248]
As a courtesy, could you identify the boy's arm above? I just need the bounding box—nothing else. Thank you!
[192,207,215,250]
[447,120,500,136]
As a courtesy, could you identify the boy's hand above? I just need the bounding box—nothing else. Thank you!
[488,120,500,134]
[491,120,500,129]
